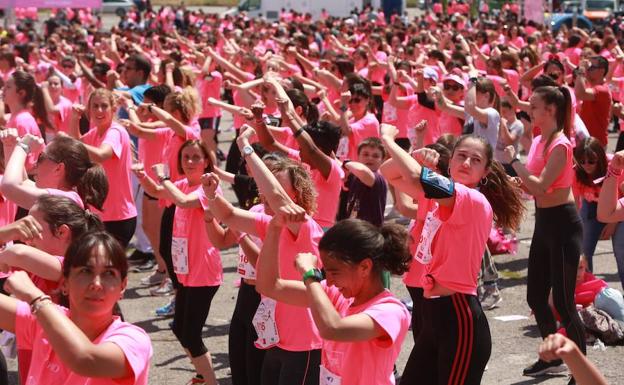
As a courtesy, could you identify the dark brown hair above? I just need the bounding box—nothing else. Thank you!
[45,136,109,210]
[63,231,128,280]
[320,219,411,276]
[453,135,525,230]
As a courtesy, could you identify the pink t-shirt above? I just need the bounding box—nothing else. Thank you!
[171,179,223,287]
[403,192,434,287]
[81,123,137,221]
[8,111,43,170]
[320,284,410,385]
[15,301,152,385]
[255,214,323,351]
[420,184,493,296]
[163,125,200,183]
[138,127,169,181]
[199,71,223,119]
[311,159,344,228]
[344,112,380,160]
[53,96,73,135]
[46,188,84,208]
[526,134,574,192]
[411,100,440,146]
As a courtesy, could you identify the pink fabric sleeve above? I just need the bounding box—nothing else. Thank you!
[14,301,35,351]
[443,184,476,226]
[254,212,272,240]
[363,301,406,348]
[105,326,152,383]
[102,128,123,158]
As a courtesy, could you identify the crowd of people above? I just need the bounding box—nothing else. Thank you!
[0,1,623,384]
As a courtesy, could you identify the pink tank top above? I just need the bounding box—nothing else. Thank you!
[526,134,574,192]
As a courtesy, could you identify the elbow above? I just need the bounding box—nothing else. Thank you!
[316,323,341,341]
[66,351,101,377]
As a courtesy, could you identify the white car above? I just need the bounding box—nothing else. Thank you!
[101,0,135,16]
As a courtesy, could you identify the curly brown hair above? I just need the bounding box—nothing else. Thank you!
[268,158,317,215]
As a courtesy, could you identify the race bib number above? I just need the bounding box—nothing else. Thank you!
[238,253,256,279]
[252,298,280,349]
[320,365,342,385]
[336,136,349,160]
[171,237,189,274]
[415,211,442,265]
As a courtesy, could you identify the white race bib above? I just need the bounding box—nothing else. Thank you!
[415,211,442,265]
[171,237,189,274]
[336,136,349,160]
[238,252,256,279]
[320,365,342,385]
[252,298,280,349]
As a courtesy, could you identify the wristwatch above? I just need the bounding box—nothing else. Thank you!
[242,144,254,158]
[302,268,324,283]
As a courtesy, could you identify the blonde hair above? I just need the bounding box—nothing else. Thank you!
[268,158,317,215]
[164,87,200,124]
[87,88,115,113]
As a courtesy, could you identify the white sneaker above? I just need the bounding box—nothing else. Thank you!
[140,270,166,287]
[150,278,174,296]
[480,287,502,310]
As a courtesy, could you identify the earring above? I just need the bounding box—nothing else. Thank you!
[480,176,489,186]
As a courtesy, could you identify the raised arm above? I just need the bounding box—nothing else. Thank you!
[598,152,624,222]
[0,244,62,282]
[3,271,134,379]
[1,134,47,209]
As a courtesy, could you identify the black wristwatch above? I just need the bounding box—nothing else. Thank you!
[302,268,324,283]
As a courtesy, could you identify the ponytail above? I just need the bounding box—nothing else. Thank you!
[480,161,525,230]
[32,85,55,137]
[533,86,572,156]
[77,164,109,210]
[35,195,105,241]
[319,219,412,277]
[45,135,109,209]
[379,223,412,275]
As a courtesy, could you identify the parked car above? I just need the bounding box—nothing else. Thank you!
[100,0,134,16]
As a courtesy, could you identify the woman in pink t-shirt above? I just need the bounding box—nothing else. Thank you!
[134,140,221,385]
[502,86,586,378]
[203,126,323,385]
[1,134,107,211]
[256,218,411,385]
[2,70,51,171]
[0,231,152,385]
[380,125,524,385]
[72,88,137,247]
[40,74,74,137]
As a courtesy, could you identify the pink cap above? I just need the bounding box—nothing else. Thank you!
[442,74,466,88]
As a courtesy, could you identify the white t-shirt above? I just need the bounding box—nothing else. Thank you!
[466,107,500,149]
[495,119,524,163]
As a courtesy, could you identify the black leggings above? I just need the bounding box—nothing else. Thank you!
[527,203,585,354]
[406,286,424,343]
[401,293,491,385]
[0,278,7,385]
[260,347,320,385]
[159,205,179,289]
[104,217,137,248]
[229,281,266,385]
[171,285,219,358]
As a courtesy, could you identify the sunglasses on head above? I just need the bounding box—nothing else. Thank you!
[37,152,59,165]
[443,83,462,91]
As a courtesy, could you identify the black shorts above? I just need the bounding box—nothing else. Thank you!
[198,116,221,131]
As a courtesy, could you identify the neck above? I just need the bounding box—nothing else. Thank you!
[352,277,385,306]
[540,122,559,138]
[70,312,115,341]
[187,174,201,185]
[96,123,111,134]
[353,110,366,121]
[9,103,25,115]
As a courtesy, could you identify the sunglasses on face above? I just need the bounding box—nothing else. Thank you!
[62,64,74,69]
[548,72,561,79]
[579,159,597,165]
[443,83,463,91]
[349,97,363,104]
[37,152,59,165]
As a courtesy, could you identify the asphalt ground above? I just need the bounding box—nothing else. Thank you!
[4,109,624,384]
[2,7,624,384]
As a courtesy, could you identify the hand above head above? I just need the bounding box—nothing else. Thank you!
[380,123,399,140]
[200,172,220,198]
[411,147,440,169]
